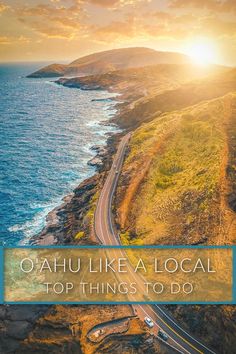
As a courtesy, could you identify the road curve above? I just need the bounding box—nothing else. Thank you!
[94,133,217,354]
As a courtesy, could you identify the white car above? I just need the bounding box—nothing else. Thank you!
[144,316,154,328]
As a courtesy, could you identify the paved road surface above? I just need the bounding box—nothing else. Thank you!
[94,133,216,354]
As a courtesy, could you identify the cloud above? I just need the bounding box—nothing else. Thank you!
[0,1,8,13]
[92,11,183,41]
[2,0,236,58]
[170,0,221,9]
[199,16,236,37]
[150,11,173,21]
[170,0,236,12]
[87,0,120,7]
[10,0,236,45]
[0,35,31,45]
[93,17,136,41]
[91,8,236,45]
[0,35,11,44]
[144,9,236,40]
[216,0,236,12]
[15,2,86,39]
[86,0,150,9]
[13,0,149,40]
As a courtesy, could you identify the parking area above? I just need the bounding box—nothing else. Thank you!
[87,317,130,343]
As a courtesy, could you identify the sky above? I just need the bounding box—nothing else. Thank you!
[1,0,236,65]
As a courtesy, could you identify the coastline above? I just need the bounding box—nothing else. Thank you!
[2,62,236,353]
[30,89,127,246]
[1,77,149,354]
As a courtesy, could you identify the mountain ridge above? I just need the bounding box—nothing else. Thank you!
[27,47,190,78]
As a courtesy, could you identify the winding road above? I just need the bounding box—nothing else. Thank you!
[94,133,216,354]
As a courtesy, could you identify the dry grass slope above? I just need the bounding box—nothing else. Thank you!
[117,93,236,245]
[115,92,236,354]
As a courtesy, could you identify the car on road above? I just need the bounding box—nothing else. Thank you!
[144,316,154,328]
[115,170,119,174]
[158,330,169,341]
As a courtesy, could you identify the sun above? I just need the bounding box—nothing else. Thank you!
[186,40,216,66]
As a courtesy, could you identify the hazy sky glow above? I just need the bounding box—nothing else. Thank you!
[1,0,236,65]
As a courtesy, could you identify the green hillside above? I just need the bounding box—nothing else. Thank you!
[117,94,236,245]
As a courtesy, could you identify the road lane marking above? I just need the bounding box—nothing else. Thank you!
[137,305,189,354]
[155,306,216,354]
[94,133,211,354]
[147,306,203,354]
[95,134,194,353]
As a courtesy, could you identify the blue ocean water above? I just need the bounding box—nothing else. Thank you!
[0,63,118,245]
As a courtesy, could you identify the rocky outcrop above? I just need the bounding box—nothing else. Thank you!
[27,64,67,78]
[88,145,108,167]
[31,174,99,245]
[87,157,103,167]
[57,77,104,90]
[166,305,236,354]
[95,333,175,354]
[0,305,49,353]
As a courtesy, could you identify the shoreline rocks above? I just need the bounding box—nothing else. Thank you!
[88,145,109,167]
[31,131,124,246]
[87,156,103,167]
[0,305,49,353]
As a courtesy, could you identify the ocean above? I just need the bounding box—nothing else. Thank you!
[0,63,118,245]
